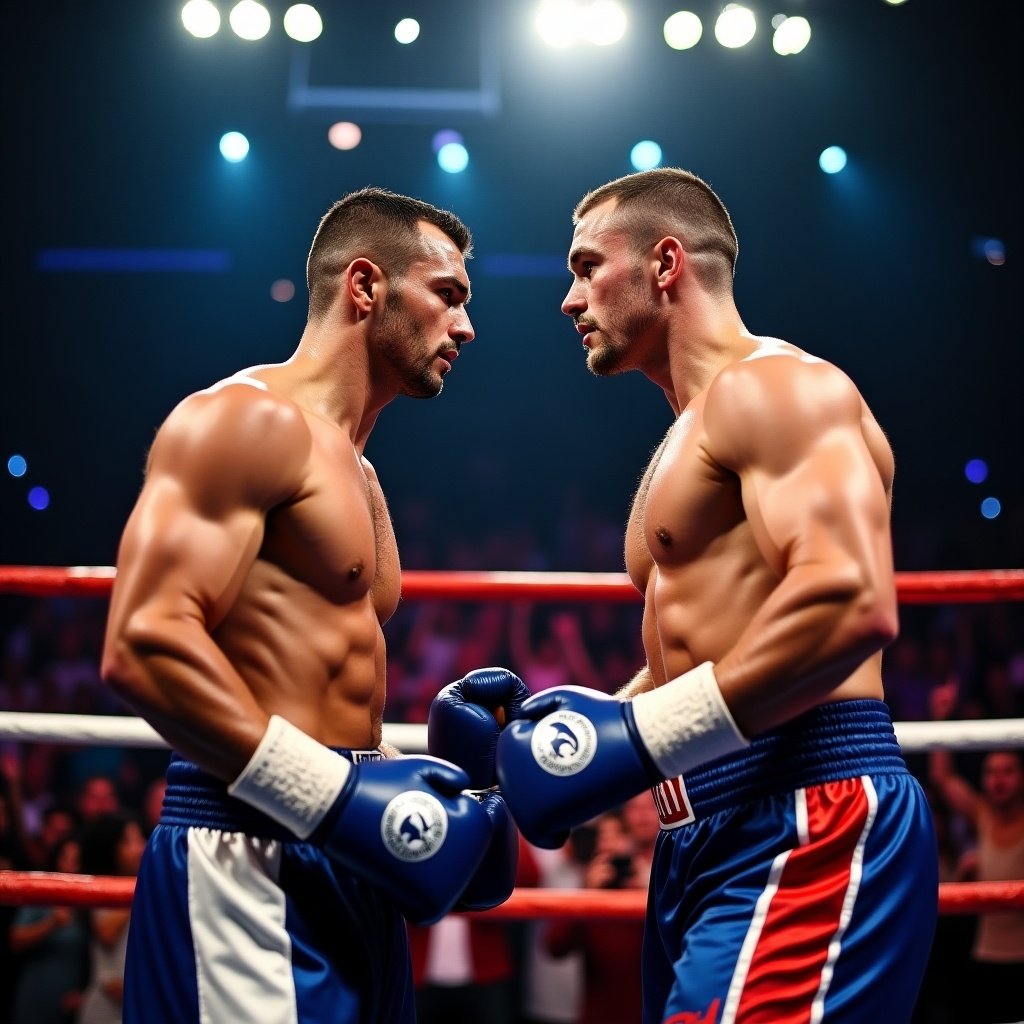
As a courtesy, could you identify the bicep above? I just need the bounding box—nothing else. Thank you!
[747,426,892,578]
[109,391,309,635]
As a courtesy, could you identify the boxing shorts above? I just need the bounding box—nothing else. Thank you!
[123,751,416,1024]
[643,699,937,1024]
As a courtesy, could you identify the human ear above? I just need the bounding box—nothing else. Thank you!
[653,237,685,291]
[346,258,380,314]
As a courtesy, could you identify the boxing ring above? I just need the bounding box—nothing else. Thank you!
[2,563,1023,919]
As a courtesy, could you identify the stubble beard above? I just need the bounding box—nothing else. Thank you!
[587,269,656,377]
[377,289,444,399]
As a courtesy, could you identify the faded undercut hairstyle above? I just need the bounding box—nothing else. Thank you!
[306,186,473,321]
[574,168,739,294]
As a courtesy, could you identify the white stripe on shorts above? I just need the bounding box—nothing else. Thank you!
[187,828,298,1024]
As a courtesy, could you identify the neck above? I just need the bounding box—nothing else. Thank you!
[278,326,394,450]
[645,301,758,415]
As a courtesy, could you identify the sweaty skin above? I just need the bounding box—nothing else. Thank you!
[102,221,474,780]
[565,198,898,737]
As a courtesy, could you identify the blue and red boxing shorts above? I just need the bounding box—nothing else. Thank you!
[643,699,937,1024]
[123,751,416,1024]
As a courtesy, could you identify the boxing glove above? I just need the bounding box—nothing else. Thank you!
[428,667,531,789]
[496,664,748,849]
[457,791,519,910]
[229,715,493,926]
[428,667,530,906]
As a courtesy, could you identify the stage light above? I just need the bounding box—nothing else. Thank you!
[229,0,271,41]
[714,4,756,49]
[819,145,847,174]
[772,15,810,56]
[980,497,1002,520]
[328,121,362,150]
[965,459,989,484]
[181,0,221,38]
[395,18,420,44]
[219,131,250,162]
[664,11,702,50]
[28,486,50,511]
[438,142,469,173]
[630,140,662,170]
[283,4,322,42]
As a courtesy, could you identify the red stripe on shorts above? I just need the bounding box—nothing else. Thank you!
[732,778,871,1023]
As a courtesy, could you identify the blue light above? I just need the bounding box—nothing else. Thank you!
[964,458,988,484]
[437,142,469,173]
[630,140,663,171]
[819,146,847,174]
[27,486,50,511]
[980,497,1001,520]
[219,132,250,163]
[7,454,27,478]
[432,129,463,153]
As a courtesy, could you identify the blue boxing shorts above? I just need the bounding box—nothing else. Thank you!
[124,752,416,1024]
[643,699,937,1024]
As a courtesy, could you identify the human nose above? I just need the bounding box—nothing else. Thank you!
[450,310,474,346]
[561,280,585,319]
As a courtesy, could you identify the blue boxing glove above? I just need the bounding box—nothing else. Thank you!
[428,666,531,788]
[496,664,749,849]
[428,667,531,907]
[228,715,493,925]
[457,791,519,910]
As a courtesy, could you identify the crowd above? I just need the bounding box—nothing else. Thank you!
[0,509,1022,1024]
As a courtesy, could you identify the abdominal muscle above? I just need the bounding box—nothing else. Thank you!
[212,561,387,749]
[628,520,884,706]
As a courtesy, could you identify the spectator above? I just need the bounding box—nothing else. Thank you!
[76,812,146,1024]
[929,682,1024,1024]
[73,777,120,826]
[9,834,89,1024]
[409,840,539,1023]
[545,811,645,1024]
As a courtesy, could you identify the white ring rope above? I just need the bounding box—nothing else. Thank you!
[0,712,1021,754]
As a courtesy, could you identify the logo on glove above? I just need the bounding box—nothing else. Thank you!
[531,711,597,776]
[381,792,448,862]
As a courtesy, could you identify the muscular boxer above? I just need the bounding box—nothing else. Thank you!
[101,188,506,1024]
[496,168,938,1023]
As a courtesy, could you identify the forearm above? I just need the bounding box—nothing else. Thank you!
[103,619,267,779]
[714,564,896,734]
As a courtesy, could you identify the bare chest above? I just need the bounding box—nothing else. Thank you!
[627,411,745,575]
[261,438,401,619]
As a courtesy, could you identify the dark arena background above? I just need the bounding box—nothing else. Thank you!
[1,4,1022,1024]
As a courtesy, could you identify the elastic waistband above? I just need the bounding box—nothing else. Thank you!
[160,749,382,838]
[652,699,907,828]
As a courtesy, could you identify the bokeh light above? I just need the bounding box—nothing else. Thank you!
[7,455,28,478]
[395,18,420,44]
[437,142,469,174]
[630,140,663,171]
[964,459,988,484]
[328,121,362,151]
[27,486,50,511]
[219,132,250,162]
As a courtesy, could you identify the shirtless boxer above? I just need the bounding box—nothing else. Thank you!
[101,187,526,1024]
[496,168,938,1023]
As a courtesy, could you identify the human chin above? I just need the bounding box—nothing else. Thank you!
[587,338,629,376]
[402,365,444,399]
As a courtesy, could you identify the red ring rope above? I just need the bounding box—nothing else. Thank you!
[0,873,1021,917]
[2,566,1024,603]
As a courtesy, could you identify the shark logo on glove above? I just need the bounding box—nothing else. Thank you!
[381,792,448,861]
[531,710,597,776]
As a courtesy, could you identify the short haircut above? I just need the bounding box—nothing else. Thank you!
[573,168,739,293]
[306,186,473,320]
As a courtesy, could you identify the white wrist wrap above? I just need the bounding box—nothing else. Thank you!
[227,715,351,840]
[631,662,749,779]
